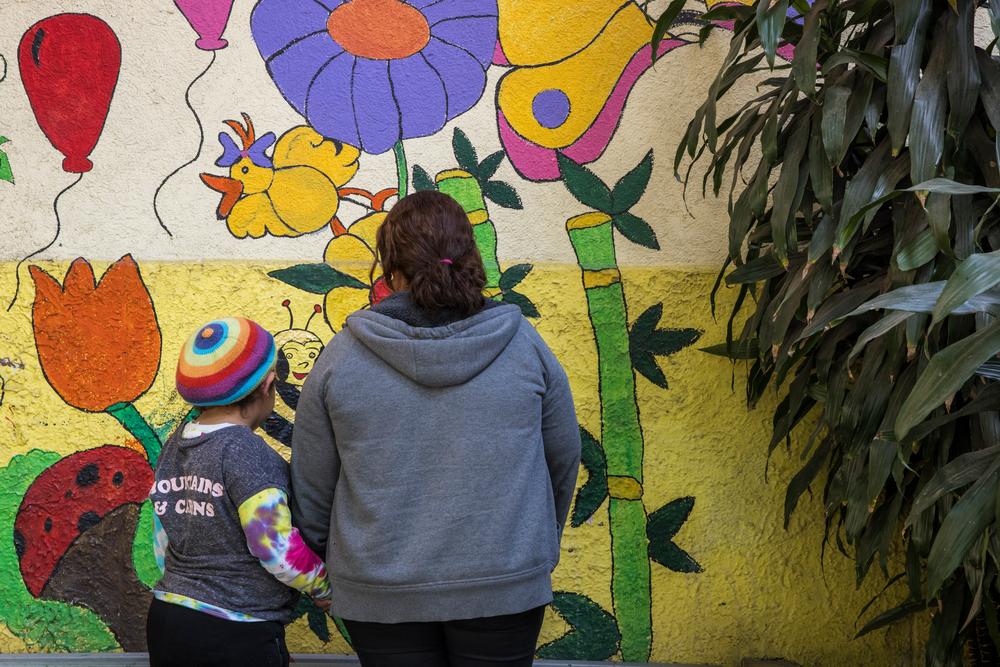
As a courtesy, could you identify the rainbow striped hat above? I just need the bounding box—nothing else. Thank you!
[176,317,276,407]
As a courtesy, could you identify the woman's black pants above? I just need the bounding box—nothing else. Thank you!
[146,599,290,667]
[343,606,545,667]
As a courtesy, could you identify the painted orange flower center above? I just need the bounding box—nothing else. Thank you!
[328,0,430,60]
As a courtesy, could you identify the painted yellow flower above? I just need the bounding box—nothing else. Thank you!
[322,211,387,330]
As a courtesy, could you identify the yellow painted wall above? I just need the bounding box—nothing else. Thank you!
[0,0,922,664]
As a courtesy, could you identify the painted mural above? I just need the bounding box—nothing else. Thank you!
[0,0,921,665]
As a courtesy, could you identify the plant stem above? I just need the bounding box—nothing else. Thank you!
[566,212,651,661]
[393,140,408,200]
[107,402,163,467]
[435,170,503,299]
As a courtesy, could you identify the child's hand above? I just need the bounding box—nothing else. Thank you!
[314,597,332,612]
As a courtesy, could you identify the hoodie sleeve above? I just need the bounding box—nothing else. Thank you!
[538,340,582,537]
[289,365,340,557]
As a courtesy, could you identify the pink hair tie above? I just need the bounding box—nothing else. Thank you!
[440,258,454,265]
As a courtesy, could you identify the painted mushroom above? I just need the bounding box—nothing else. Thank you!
[14,445,154,651]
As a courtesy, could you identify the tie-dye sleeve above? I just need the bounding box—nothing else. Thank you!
[238,488,331,599]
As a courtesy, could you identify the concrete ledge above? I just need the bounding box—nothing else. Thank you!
[0,655,716,667]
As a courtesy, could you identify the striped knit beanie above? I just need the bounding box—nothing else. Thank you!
[176,317,276,407]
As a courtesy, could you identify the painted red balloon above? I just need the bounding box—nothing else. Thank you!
[18,14,121,174]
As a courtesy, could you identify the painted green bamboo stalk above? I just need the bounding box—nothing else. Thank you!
[566,211,651,661]
[434,169,503,299]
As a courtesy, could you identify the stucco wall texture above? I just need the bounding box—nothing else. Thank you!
[0,1,921,664]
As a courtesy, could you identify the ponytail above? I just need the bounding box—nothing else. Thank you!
[374,191,486,316]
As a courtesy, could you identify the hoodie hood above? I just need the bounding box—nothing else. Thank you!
[345,305,523,388]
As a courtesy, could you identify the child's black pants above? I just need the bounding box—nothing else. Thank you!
[146,598,290,667]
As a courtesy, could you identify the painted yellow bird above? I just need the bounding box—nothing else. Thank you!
[200,113,361,239]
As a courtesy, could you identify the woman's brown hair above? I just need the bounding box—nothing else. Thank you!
[374,191,487,316]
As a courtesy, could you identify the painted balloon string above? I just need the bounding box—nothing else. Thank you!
[152,51,217,237]
[7,173,84,311]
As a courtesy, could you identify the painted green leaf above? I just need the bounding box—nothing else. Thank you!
[483,180,523,210]
[0,137,11,184]
[452,128,479,176]
[629,303,701,387]
[307,606,331,642]
[633,350,667,388]
[895,319,1000,439]
[499,263,532,291]
[502,290,539,319]
[412,164,435,192]
[647,497,702,573]
[610,149,653,214]
[612,212,659,250]
[132,500,162,589]
[477,150,505,181]
[536,592,620,660]
[268,264,367,294]
[571,428,608,527]
[557,153,613,212]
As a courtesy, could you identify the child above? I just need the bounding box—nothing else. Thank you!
[147,317,331,667]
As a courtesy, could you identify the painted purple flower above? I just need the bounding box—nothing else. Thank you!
[251,0,497,155]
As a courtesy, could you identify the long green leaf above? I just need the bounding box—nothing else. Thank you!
[931,250,1000,325]
[757,0,791,67]
[824,48,889,82]
[906,449,1000,526]
[852,282,1000,316]
[798,282,882,340]
[835,140,892,254]
[925,192,953,257]
[909,24,947,185]
[946,0,981,139]
[793,0,827,97]
[821,81,852,168]
[785,437,833,528]
[887,0,930,154]
[926,464,1000,595]
[896,228,936,271]
[651,0,687,63]
[895,319,1000,440]
[856,600,927,638]
[726,253,787,284]
[772,119,811,263]
[849,310,913,361]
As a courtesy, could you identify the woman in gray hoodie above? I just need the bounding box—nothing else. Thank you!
[290,190,581,666]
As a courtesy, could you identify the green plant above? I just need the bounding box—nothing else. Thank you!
[678,1,1000,663]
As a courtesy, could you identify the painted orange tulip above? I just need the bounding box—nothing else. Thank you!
[30,255,161,413]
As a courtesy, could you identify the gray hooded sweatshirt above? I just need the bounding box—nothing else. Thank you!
[289,294,581,623]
